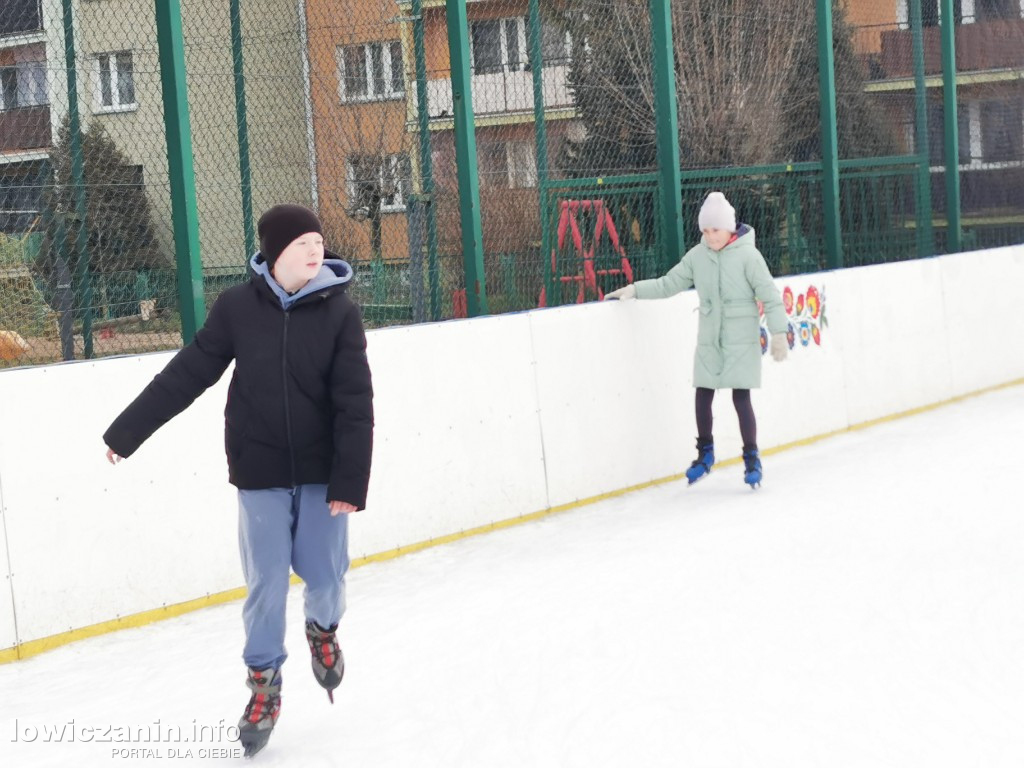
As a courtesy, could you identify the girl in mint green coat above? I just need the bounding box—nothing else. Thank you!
[605,192,788,488]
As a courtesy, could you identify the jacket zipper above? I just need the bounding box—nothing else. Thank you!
[281,310,297,487]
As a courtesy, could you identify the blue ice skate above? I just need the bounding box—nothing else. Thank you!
[742,446,762,489]
[685,439,715,485]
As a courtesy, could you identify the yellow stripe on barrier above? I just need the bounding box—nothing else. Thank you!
[2,377,1021,665]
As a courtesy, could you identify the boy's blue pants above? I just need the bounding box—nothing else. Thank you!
[238,484,349,671]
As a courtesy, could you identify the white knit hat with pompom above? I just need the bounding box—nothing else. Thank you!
[697,191,737,233]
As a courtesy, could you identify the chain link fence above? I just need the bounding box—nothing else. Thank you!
[1,0,1022,368]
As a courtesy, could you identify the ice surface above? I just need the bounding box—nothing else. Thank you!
[2,385,1022,767]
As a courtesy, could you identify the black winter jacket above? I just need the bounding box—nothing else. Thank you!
[103,261,373,508]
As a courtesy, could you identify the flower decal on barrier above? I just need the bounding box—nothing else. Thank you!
[761,284,827,355]
[807,285,821,320]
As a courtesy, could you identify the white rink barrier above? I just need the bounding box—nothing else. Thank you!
[0,246,1022,657]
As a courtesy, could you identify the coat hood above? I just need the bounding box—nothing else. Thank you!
[249,250,353,310]
[703,223,755,251]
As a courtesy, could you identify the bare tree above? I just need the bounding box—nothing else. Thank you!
[556,0,896,173]
[330,113,411,263]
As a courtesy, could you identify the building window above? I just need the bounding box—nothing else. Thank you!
[975,0,1023,20]
[895,0,1008,27]
[472,19,520,75]
[0,50,48,111]
[927,101,973,164]
[478,140,537,189]
[0,0,44,38]
[470,17,571,75]
[94,51,136,112]
[0,161,46,235]
[337,41,403,103]
[345,153,411,213]
[980,99,1023,162]
[541,22,572,67]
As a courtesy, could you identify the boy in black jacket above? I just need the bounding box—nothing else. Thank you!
[103,204,373,757]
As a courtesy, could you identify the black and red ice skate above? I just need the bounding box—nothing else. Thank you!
[238,666,281,758]
[305,621,344,703]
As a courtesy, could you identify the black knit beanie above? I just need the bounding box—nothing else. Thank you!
[257,204,323,267]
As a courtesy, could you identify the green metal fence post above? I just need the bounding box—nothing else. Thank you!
[230,0,256,263]
[445,0,488,316]
[648,0,684,270]
[60,0,92,358]
[412,0,441,320]
[909,0,934,257]
[815,0,843,269]
[155,0,205,342]
[528,0,553,305]
[939,0,962,253]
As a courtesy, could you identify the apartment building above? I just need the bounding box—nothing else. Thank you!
[853,0,1024,236]
[0,0,64,239]
[73,0,312,270]
[408,0,579,255]
[306,0,583,265]
[305,0,412,263]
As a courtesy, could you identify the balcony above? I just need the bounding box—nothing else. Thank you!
[0,105,51,153]
[425,65,574,122]
[0,0,43,39]
[875,18,1024,79]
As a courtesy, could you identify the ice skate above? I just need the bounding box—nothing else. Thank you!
[742,446,762,489]
[237,666,281,758]
[306,621,344,703]
[685,438,715,485]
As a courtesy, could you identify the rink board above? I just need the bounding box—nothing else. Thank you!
[0,245,1022,654]
[350,313,549,560]
[0,355,240,649]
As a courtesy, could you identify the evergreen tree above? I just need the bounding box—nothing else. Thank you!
[41,117,165,276]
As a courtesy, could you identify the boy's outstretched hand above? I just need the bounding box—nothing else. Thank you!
[770,334,788,362]
[329,500,358,516]
[604,284,636,301]
[106,448,123,464]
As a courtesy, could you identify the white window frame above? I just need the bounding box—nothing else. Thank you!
[540,24,573,67]
[336,41,404,103]
[479,140,538,189]
[92,51,137,113]
[506,141,537,189]
[469,17,572,74]
[897,0,910,30]
[967,100,984,164]
[379,153,409,212]
[900,0,1024,25]
[345,153,410,213]
[470,17,528,74]
[931,97,1024,171]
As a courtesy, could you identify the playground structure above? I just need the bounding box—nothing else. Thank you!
[539,199,634,307]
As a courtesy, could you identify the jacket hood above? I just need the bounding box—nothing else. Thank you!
[701,223,755,251]
[728,224,755,248]
[250,250,353,309]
